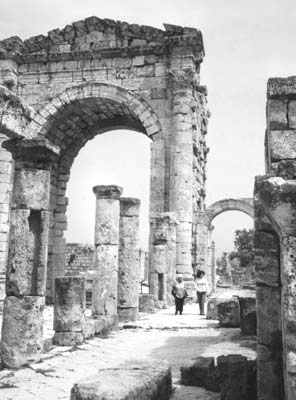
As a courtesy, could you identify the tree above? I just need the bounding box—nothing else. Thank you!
[233,228,254,268]
[234,229,254,252]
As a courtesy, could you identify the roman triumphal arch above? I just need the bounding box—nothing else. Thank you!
[0,17,209,366]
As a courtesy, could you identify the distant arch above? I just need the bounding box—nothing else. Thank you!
[205,198,254,226]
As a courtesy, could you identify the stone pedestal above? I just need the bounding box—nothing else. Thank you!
[92,185,122,318]
[53,277,85,346]
[0,138,59,368]
[118,198,140,322]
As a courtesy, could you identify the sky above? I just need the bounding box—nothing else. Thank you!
[1,0,295,256]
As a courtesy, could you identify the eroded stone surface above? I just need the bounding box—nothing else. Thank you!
[70,361,172,400]
[217,299,240,328]
[53,277,85,338]
[118,198,140,322]
[6,209,49,297]
[0,296,44,368]
[238,297,256,336]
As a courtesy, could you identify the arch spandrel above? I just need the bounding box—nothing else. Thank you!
[26,82,163,147]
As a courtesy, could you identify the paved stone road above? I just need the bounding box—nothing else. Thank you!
[0,296,256,400]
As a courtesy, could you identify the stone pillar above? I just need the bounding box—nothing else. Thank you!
[0,138,59,368]
[211,241,216,292]
[255,77,296,399]
[53,277,85,346]
[0,133,13,308]
[92,185,122,318]
[149,212,178,303]
[169,69,195,283]
[118,197,140,322]
[254,228,283,400]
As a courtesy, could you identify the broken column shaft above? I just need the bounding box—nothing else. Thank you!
[53,276,85,346]
[117,197,140,322]
[0,138,59,368]
[92,185,122,318]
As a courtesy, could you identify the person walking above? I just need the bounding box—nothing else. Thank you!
[171,274,188,315]
[194,270,208,316]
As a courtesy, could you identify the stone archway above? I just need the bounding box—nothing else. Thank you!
[27,82,164,300]
[0,16,209,368]
[194,198,254,290]
[205,198,254,226]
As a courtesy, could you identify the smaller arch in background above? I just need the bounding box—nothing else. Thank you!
[205,198,254,226]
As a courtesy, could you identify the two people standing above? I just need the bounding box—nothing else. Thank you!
[172,270,208,316]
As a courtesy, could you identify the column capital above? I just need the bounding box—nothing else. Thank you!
[2,138,60,169]
[93,185,123,199]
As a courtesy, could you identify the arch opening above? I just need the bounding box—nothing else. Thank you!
[39,84,164,302]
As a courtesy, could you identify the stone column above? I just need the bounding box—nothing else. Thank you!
[117,197,140,322]
[149,212,178,303]
[0,138,59,368]
[211,241,216,292]
[169,69,195,283]
[0,133,13,308]
[53,277,85,346]
[92,185,122,318]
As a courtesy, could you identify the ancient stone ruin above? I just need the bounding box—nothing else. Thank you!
[0,14,295,400]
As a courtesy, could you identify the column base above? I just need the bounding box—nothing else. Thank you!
[53,331,84,346]
[117,307,138,322]
[1,295,44,368]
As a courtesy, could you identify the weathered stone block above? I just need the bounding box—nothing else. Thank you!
[70,361,172,400]
[218,355,248,400]
[180,357,215,387]
[256,286,282,348]
[139,293,156,313]
[53,331,84,346]
[53,276,85,333]
[254,231,280,287]
[12,169,51,210]
[288,100,296,128]
[257,344,284,400]
[0,296,44,368]
[238,297,257,335]
[206,298,222,320]
[217,299,240,328]
[92,267,118,317]
[268,99,287,129]
[269,130,296,161]
[94,198,120,245]
[117,307,138,322]
[6,209,49,297]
